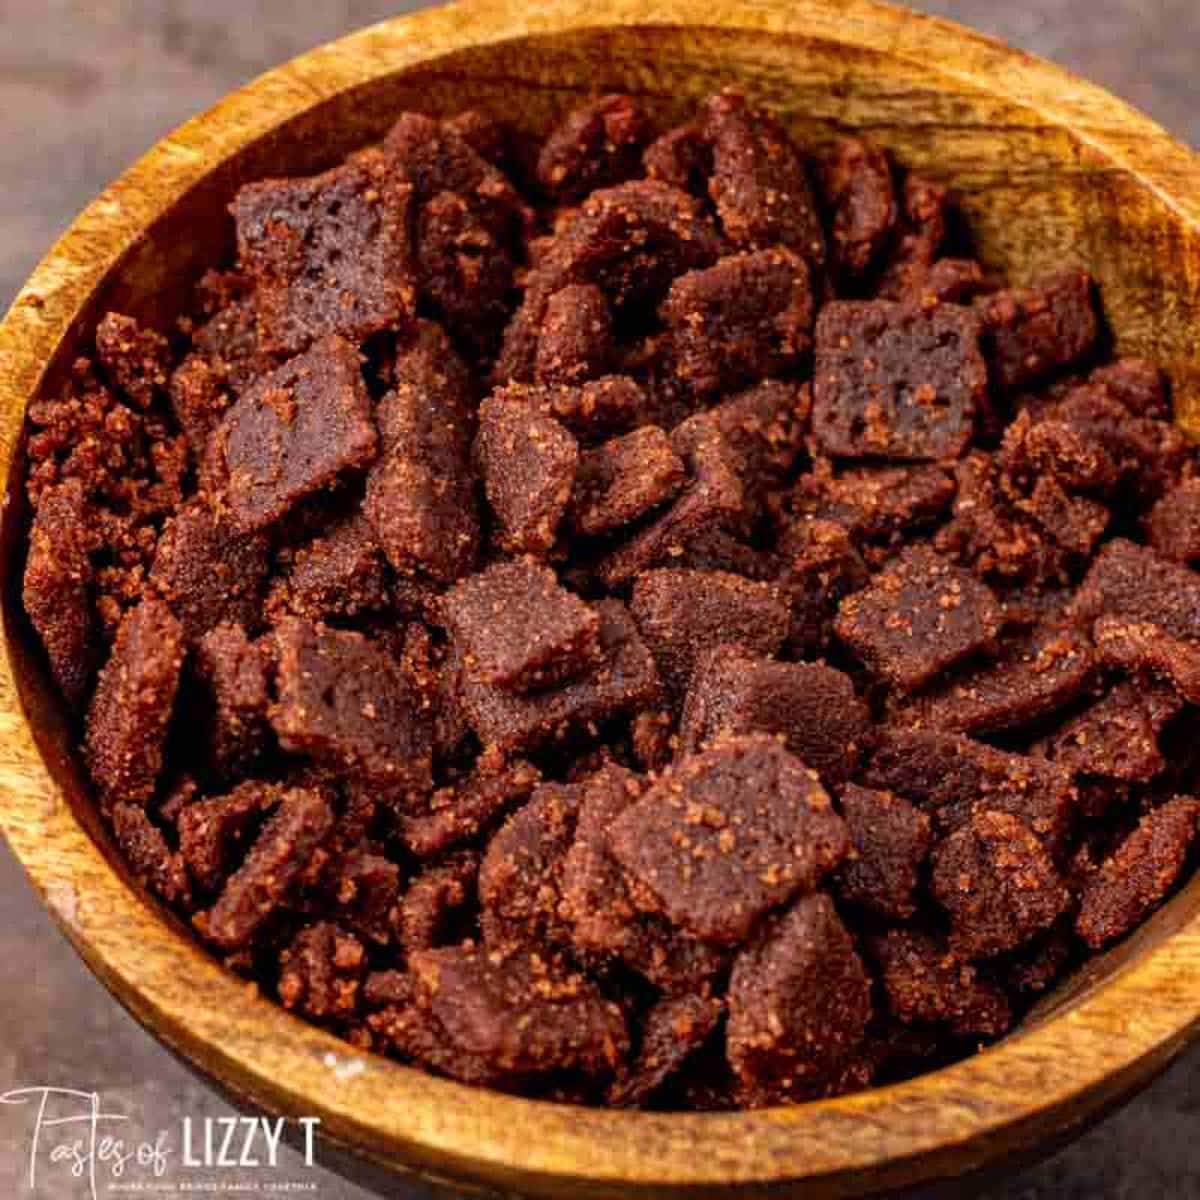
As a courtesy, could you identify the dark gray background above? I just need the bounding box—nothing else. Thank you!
[1,2,1197,1197]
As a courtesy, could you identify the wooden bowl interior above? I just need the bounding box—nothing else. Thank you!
[3,10,1200,1196]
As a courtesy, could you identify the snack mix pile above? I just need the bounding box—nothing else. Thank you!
[22,89,1200,1109]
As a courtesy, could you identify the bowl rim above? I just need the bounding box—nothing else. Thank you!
[2,0,1200,1194]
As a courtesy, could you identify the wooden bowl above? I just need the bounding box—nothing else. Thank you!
[2,0,1199,1195]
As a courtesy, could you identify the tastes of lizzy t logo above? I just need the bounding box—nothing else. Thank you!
[0,1086,321,1198]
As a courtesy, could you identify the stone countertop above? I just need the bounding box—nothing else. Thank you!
[0,2,1197,1197]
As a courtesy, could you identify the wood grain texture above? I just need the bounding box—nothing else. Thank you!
[0,1,1198,1196]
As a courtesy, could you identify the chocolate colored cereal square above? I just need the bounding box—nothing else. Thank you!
[679,645,871,787]
[267,515,390,622]
[834,546,1003,691]
[813,300,986,461]
[863,727,1077,852]
[151,500,269,641]
[558,765,728,991]
[365,322,480,585]
[23,478,96,707]
[442,561,600,693]
[270,618,433,797]
[816,137,897,283]
[535,284,614,386]
[475,393,579,557]
[478,781,586,951]
[871,929,1010,1037]
[661,249,815,398]
[219,335,378,532]
[460,600,661,753]
[701,90,825,265]
[537,94,650,201]
[195,623,271,778]
[569,426,685,537]
[404,944,629,1085]
[630,568,790,699]
[726,894,873,1104]
[930,810,1069,958]
[232,153,416,355]
[85,596,185,808]
[204,788,334,950]
[979,268,1099,392]
[1076,796,1200,949]
[606,735,849,944]
[402,762,541,859]
[893,625,1095,736]
[835,784,932,920]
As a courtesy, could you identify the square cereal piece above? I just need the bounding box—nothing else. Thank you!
[267,515,390,623]
[404,944,629,1086]
[1148,479,1200,564]
[661,248,815,398]
[559,765,728,991]
[835,785,932,920]
[489,377,645,443]
[365,321,480,585]
[608,993,724,1109]
[270,617,433,798]
[726,894,873,1105]
[1076,796,1200,949]
[95,312,171,410]
[569,426,685,537]
[979,267,1099,392]
[892,625,1095,736]
[401,761,541,859]
[864,727,1077,853]
[442,561,601,694]
[397,851,480,953]
[535,284,614,386]
[672,380,808,523]
[931,809,1069,958]
[204,788,334,950]
[606,735,849,944]
[1070,538,1200,702]
[643,121,712,196]
[150,500,269,642]
[231,152,416,355]
[195,623,271,780]
[775,518,870,658]
[277,922,367,1022]
[812,300,987,461]
[1090,358,1169,419]
[876,175,949,301]
[815,137,897,283]
[460,600,661,754]
[479,780,586,950]
[495,181,722,384]
[792,461,956,543]
[475,393,579,557]
[679,645,871,787]
[177,780,281,894]
[1036,680,1181,783]
[23,477,96,708]
[596,427,744,587]
[870,929,1010,1037]
[536,94,650,202]
[219,335,378,533]
[85,596,185,808]
[111,802,192,908]
[701,90,826,265]
[834,546,1003,692]
[630,568,790,700]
